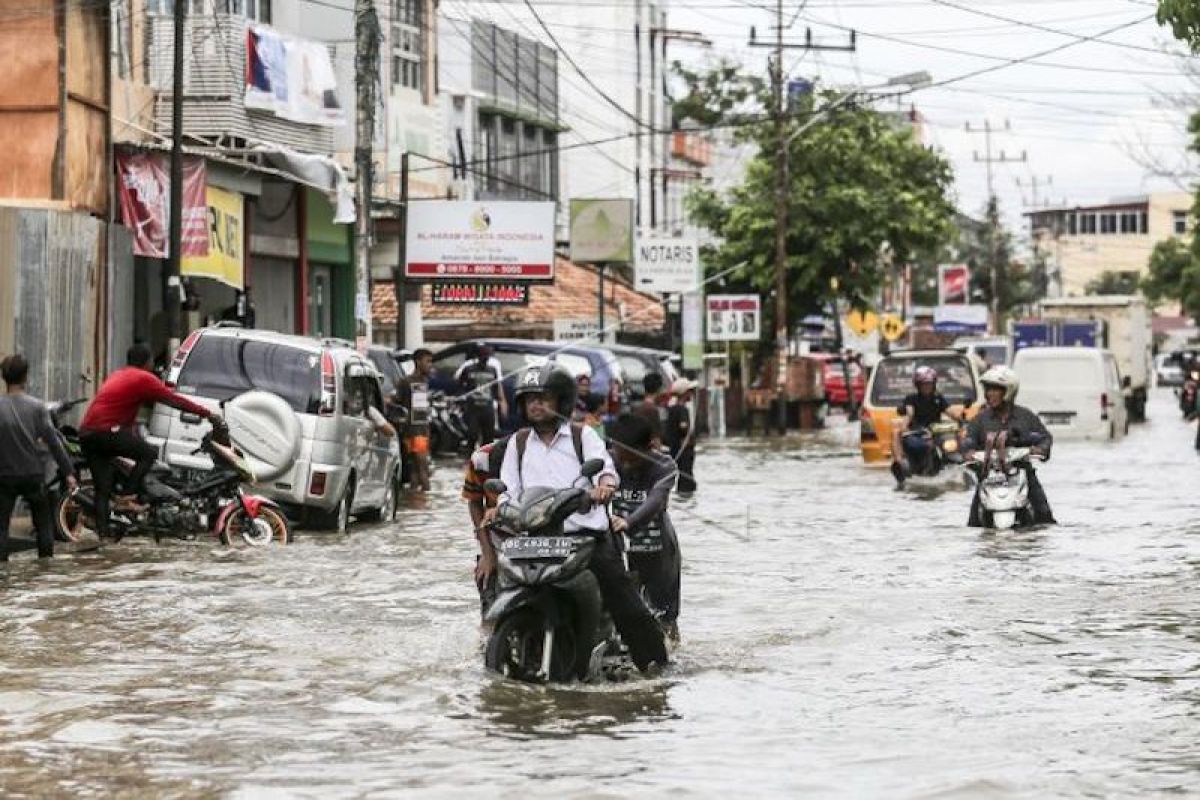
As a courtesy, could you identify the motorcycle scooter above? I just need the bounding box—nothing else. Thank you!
[967,445,1044,530]
[481,459,632,684]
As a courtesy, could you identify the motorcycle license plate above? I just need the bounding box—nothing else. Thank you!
[501,536,575,560]
[1040,412,1074,426]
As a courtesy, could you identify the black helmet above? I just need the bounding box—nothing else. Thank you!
[515,362,577,422]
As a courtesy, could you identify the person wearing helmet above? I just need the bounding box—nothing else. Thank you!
[494,362,669,673]
[890,365,965,484]
[963,365,1057,526]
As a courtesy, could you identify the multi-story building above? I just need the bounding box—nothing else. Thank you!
[1025,191,1193,297]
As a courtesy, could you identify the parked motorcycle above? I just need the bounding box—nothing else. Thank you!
[428,391,470,456]
[967,445,1044,530]
[57,419,290,548]
[482,459,630,683]
[42,397,90,541]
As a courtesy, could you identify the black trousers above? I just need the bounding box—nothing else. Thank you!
[673,446,697,493]
[0,475,53,560]
[465,403,496,448]
[587,533,668,670]
[628,525,681,624]
[80,429,157,536]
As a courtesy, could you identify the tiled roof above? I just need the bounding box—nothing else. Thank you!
[372,257,666,338]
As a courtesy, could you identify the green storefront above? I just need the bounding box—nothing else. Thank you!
[305,188,354,340]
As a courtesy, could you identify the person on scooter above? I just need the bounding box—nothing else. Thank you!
[891,366,964,484]
[962,365,1057,526]
[608,412,681,643]
[79,343,223,539]
[494,363,668,673]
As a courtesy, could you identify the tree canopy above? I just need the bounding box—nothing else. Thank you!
[678,62,957,337]
[1157,1,1200,50]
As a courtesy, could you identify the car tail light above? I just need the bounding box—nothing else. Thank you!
[309,471,327,497]
[860,414,877,441]
[166,330,202,387]
[1100,393,1109,420]
[318,351,337,416]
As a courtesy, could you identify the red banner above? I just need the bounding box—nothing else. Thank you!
[938,264,970,305]
[116,152,208,259]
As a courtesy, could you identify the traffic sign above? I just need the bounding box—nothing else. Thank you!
[846,309,879,336]
[880,314,907,342]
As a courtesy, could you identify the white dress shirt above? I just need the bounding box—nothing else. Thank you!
[498,422,619,532]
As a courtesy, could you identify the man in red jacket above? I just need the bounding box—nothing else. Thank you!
[80,343,218,538]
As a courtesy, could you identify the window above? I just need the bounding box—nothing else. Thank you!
[391,0,424,91]
[1080,213,1097,235]
[1120,212,1139,234]
[1174,210,1189,236]
[175,337,320,414]
[1067,213,1078,235]
[1100,213,1117,234]
[1140,212,1149,234]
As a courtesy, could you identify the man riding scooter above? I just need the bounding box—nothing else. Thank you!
[962,366,1057,527]
[891,366,964,485]
[79,343,224,540]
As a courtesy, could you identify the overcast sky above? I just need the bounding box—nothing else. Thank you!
[665,0,1198,237]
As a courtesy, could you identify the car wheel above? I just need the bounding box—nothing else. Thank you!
[359,469,398,523]
[317,479,355,533]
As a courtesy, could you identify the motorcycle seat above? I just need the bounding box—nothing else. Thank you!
[144,477,180,501]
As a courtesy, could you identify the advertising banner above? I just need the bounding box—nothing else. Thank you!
[682,292,704,370]
[405,201,556,281]
[938,263,970,305]
[181,185,243,288]
[706,294,761,342]
[431,283,530,305]
[933,304,989,334]
[569,199,634,264]
[635,236,701,294]
[116,152,207,259]
[245,25,344,127]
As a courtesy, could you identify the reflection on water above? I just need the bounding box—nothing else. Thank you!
[0,393,1198,796]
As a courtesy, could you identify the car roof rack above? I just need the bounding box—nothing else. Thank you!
[320,337,356,349]
[212,320,244,329]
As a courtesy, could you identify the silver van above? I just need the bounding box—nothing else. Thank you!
[147,326,401,531]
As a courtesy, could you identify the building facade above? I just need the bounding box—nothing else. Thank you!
[1026,191,1193,297]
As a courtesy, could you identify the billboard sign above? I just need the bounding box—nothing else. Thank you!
[431,282,530,306]
[635,236,701,294]
[706,294,761,342]
[938,264,970,305]
[405,201,555,281]
[553,318,602,343]
[569,198,634,264]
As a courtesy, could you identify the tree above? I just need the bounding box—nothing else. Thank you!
[1157,1,1200,50]
[680,65,956,341]
[957,196,1034,319]
[1143,238,1200,319]
[1086,270,1142,296]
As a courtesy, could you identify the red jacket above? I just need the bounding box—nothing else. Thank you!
[81,367,211,433]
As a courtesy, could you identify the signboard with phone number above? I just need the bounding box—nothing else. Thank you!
[430,283,530,306]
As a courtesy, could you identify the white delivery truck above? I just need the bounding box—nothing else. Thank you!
[1038,296,1153,422]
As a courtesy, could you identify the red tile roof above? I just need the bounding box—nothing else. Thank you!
[372,257,666,340]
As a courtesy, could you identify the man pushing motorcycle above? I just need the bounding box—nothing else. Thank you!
[492,362,668,674]
[79,343,224,540]
[962,366,1057,527]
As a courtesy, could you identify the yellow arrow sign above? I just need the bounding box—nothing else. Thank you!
[880,313,907,342]
[846,309,879,336]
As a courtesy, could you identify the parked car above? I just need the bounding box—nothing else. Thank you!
[809,352,866,407]
[1154,353,1185,387]
[148,326,401,531]
[430,338,626,430]
[952,335,1012,369]
[602,343,679,399]
[859,349,983,464]
[1013,346,1128,441]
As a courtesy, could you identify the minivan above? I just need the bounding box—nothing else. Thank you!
[601,343,679,399]
[148,326,401,531]
[1012,346,1128,440]
[430,338,626,430]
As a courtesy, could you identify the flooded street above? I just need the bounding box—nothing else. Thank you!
[2,391,1199,798]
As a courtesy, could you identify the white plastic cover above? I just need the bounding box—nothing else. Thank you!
[223,391,302,482]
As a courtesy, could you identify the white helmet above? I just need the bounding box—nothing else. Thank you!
[979,365,1019,403]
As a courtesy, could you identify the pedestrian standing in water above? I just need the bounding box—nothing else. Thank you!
[666,378,699,493]
[0,355,76,561]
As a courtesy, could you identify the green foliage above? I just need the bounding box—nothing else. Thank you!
[1156,0,1200,50]
[1143,238,1200,318]
[1085,270,1141,296]
[958,196,1035,317]
[678,64,956,336]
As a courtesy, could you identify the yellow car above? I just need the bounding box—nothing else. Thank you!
[859,349,985,465]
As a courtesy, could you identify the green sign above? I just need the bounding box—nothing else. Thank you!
[569,198,634,264]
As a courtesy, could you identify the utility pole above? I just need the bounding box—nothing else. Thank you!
[965,120,1026,335]
[394,152,409,347]
[165,0,187,354]
[749,6,854,433]
[1016,175,1053,210]
[354,0,381,346]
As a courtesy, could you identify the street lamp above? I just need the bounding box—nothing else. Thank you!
[772,71,931,432]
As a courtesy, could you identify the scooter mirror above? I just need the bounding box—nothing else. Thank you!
[483,478,507,495]
[580,458,605,479]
